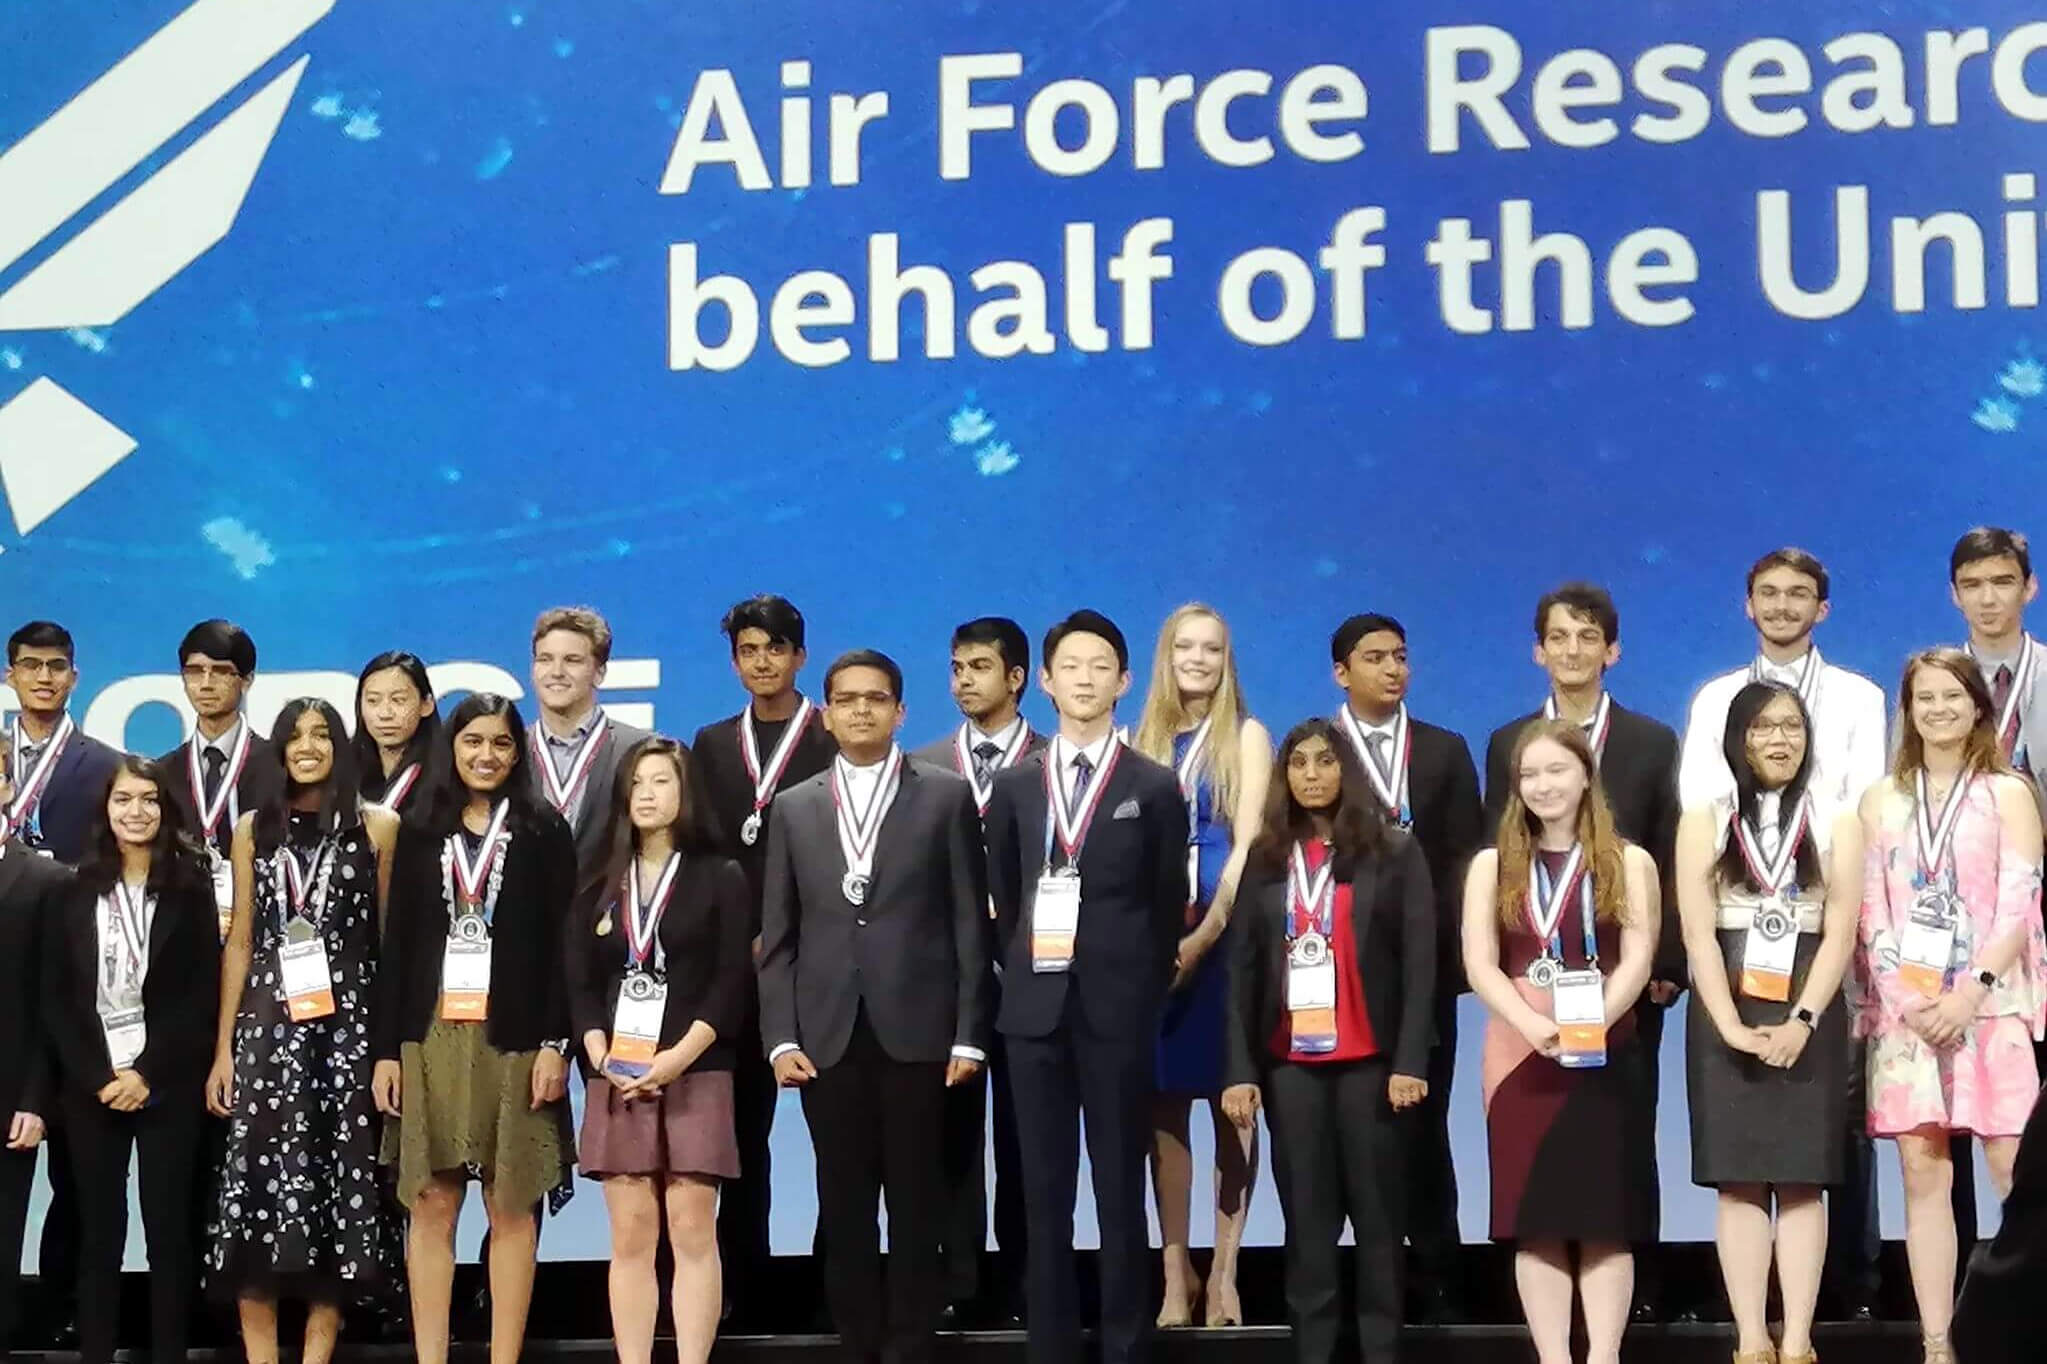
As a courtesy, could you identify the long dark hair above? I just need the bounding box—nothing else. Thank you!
[410,693,548,837]
[592,735,716,902]
[1715,681,1823,894]
[1247,718,1386,877]
[252,698,364,858]
[77,754,210,898]
[352,651,440,803]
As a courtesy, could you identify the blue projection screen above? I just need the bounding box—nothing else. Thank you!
[4,0,2043,1259]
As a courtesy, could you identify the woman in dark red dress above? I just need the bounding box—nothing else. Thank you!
[1462,719,1658,1364]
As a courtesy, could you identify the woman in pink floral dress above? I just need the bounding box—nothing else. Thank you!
[1858,647,2046,1364]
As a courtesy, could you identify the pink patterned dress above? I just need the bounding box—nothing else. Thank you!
[1857,775,2046,1138]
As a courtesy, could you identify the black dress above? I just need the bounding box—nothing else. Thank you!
[207,813,398,1302]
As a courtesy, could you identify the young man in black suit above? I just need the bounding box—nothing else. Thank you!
[985,610,1189,1364]
[5,620,120,1349]
[155,620,282,941]
[1483,582,1681,1322]
[688,594,836,1324]
[0,739,69,1355]
[1330,612,1483,1321]
[760,648,989,1364]
[910,616,1042,1324]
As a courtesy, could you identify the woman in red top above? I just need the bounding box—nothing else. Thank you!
[1221,719,1436,1364]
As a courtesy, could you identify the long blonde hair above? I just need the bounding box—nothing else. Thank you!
[1134,603,1248,820]
[1892,647,2010,787]
[1493,719,1630,929]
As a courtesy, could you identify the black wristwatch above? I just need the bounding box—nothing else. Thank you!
[543,1038,571,1057]
[1790,1007,1817,1030]
[1976,968,1998,991]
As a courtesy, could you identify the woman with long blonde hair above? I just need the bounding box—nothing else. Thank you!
[1855,648,2044,1364]
[1133,603,1270,1327]
[1463,720,1658,1364]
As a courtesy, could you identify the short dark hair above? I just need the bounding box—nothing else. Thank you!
[1951,526,2033,583]
[1533,583,1619,645]
[177,619,257,675]
[1042,609,1128,673]
[720,595,805,653]
[824,649,903,703]
[1330,613,1406,665]
[1746,548,1830,602]
[8,620,74,665]
[952,617,1030,676]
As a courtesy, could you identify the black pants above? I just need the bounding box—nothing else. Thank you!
[940,1028,1026,1305]
[64,1094,206,1364]
[1404,1002,1460,1291]
[1633,999,1668,1306]
[1005,995,1155,1364]
[0,1144,34,1349]
[719,1005,780,1309]
[1825,1037,1882,1305]
[801,1019,947,1364]
[37,1107,80,1324]
[1266,1058,1405,1364]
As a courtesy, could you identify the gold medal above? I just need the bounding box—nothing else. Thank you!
[597,910,613,936]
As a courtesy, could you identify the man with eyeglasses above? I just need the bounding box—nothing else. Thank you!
[1675,548,1888,1323]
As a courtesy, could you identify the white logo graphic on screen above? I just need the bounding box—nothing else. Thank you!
[0,0,334,545]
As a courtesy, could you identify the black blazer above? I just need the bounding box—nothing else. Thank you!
[568,853,751,1072]
[374,808,578,1059]
[42,860,219,1100]
[156,730,284,861]
[910,725,1051,792]
[1484,701,1682,977]
[1368,715,1483,999]
[21,730,123,866]
[1224,834,1437,1087]
[758,758,990,1068]
[0,843,69,1116]
[690,706,838,934]
[985,744,1189,1039]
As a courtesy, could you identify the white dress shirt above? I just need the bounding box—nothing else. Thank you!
[1051,732,1117,814]
[1678,650,1887,823]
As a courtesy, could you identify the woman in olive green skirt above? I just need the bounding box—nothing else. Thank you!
[372,695,579,1364]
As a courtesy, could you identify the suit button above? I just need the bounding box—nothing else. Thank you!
[856,918,868,927]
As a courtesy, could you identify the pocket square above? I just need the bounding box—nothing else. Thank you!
[1112,799,1141,820]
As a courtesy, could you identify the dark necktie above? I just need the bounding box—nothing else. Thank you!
[1070,751,1095,810]
[201,746,227,804]
[1994,663,2015,715]
[973,741,1002,788]
[1367,732,1391,771]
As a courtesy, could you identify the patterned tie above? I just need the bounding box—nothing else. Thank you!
[1070,750,1095,809]
[1994,663,2015,716]
[201,746,227,805]
[973,741,1002,789]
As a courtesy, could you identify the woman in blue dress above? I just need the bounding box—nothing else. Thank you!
[1134,603,1270,1327]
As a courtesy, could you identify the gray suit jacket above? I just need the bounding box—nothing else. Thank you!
[527,713,652,883]
[757,756,990,1068]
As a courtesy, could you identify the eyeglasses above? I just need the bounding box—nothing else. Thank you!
[1748,719,1807,739]
[828,691,895,711]
[10,657,71,677]
[181,663,242,682]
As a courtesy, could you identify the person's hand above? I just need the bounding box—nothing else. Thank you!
[1720,1022,1766,1055]
[372,1059,403,1117]
[205,1053,235,1118]
[1911,988,1977,1048]
[772,1050,818,1087]
[1388,1074,1429,1111]
[1753,1021,1811,1069]
[101,1070,149,1112]
[1221,1083,1261,1129]
[1518,1016,1562,1057]
[583,1030,611,1077]
[944,1055,983,1088]
[1171,926,1218,990]
[6,1111,44,1151]
[530,1049,568,1110]
[1647,979,1683,1006]
[617,1045,692,1101]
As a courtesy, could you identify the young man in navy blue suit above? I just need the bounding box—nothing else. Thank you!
[985,610,1189,1364]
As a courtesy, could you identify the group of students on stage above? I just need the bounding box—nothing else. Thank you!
[0,529,2042,1364]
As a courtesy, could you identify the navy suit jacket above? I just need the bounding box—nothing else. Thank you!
[20,730,123,866]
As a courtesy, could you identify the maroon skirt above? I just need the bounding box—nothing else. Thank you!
[578,1069,740,1181]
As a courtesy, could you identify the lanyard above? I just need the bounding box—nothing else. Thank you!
[1529,846,1599,966]
[1913,768,1972,885]
[1286,841,1335,941]
[624,852,680,973]
[1749,647,1823,718]
[955,718,1030,813]
[739,698,814,814]
[1731,793,1810,898]
[186,719,252,843]
[1543,692,1611,765]
[530,712,609,816]
[1041,737,1123,869]
[107,880,153,985]
[449,800,512,923]
[7,711,73,829]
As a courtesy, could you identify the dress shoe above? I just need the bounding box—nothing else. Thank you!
[1630,1299,1661,1325]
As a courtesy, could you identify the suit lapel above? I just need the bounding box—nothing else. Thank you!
[864,760,921,902]
[146,882,175,971]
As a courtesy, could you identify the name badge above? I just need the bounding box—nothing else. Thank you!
[1740,901,1798,1003]
[1286,933,1337,1054]
[608,973,668,1080]
[1899,894,1959,1000]
[210,852,234,943]
[280,939,335,1021]
[1031,871,1081,973]
[100,1006,146,1070]
[1551,968,1608,1069]
[440,935,492,1021]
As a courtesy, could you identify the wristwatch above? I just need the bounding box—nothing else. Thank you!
[1790,1007,1817,1030]
[543,1038,571,1057]
[1975,968,1998,991]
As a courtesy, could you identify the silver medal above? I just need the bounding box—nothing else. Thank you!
[285,915,317,945]
[842,871,869,906]
[1288,931,1329,967]
[1755,904,1794,942]
[1526,956,1560,990]
[624,970,659,1001]
[740,811,763,846]
[454,912,489,943]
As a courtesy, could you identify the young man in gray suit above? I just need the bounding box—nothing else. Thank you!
[527,605,651,882]
[760,648,990,1364]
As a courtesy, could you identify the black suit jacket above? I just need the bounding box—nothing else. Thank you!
[525,714,653,885]
[156,729,284,861]
[1484,701,1683,977]
[1223,833,1438,1086]
[758,757,990,1068]
[0,843,69,1116]
[43,860,219,1101]
[19,729,123,866]
[985,743,1189,1039]
[690,705,837,935]
[1340,714,1482,998]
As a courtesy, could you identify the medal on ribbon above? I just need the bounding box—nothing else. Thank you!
[955,718,1031,815]
[186,720,252,850]
[1337,704,1412,828]
[530,713,610,818]
[739,697,814,846]
[1543,692,1612,765]
[7,712,73,843]
[832,748,903,908]
[1525,844,1594,988]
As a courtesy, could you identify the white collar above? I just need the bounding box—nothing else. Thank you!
[1054,731,1115,772]
[966,713,1025,752]
[1346,705,1399,740]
